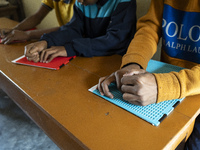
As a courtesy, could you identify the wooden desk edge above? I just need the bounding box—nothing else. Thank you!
[0,71,88,150]
[164,114,197,150]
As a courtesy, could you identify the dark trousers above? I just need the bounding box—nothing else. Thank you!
[185,114,200,150]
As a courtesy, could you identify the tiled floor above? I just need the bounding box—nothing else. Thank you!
[0,89,59,150]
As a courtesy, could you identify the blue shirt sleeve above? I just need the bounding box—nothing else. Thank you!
[40,5,84,56]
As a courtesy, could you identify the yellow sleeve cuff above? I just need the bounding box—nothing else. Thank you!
[154,72,181,103]
[41,0,54,9]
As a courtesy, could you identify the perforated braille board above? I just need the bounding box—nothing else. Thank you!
[89,59,185,126]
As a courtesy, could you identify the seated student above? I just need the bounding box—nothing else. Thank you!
[24,0,137,63]
[0,0,75,44]
[97,0,200,149]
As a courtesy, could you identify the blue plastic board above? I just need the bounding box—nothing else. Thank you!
[89,59,185,126]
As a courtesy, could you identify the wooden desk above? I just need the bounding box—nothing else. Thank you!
[0,17,200,150]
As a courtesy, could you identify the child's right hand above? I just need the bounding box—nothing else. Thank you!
[97,64,142,98]
[24,41,48,63]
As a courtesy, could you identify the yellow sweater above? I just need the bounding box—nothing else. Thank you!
[42,0,75,26]
[122,0,200,103]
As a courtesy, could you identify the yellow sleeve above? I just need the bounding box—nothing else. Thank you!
[154,65,200,103]
[41,0,54,9]
[121,0,164,69]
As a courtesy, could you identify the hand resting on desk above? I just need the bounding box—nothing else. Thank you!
[97,64,158,106]
[0,29,28,44]
[0,28,12,39]
[121,70,157,106]
[24,41,67,63]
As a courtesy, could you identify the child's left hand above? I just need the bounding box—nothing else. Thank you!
[39,46,67,63]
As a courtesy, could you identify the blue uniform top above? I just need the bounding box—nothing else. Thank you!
[40,0,137,57]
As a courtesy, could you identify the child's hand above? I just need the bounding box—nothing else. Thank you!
[97,64,142,99]
[121,71,157,106]
[24,41,47,63]
[1,30,29,44]
[39,46,67,63]
[0,28,12,38]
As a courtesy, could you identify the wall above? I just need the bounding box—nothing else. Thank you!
[137,0,151,19]
[22,0,160,60]
[22,0,58,29]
